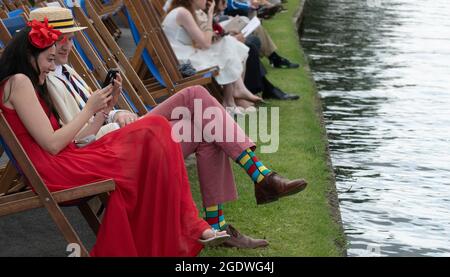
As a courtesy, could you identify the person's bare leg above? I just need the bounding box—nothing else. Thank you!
[232,78,263,103]
[235,98,257,111]
[223,83,237,107]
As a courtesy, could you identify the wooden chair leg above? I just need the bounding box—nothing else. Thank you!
[46,205,90,257]
[78,201,101,236]
[0,162,19,196]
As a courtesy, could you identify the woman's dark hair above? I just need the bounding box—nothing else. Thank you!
[0,26,60,122]
[214,0,225,14]
[169,0,197,20]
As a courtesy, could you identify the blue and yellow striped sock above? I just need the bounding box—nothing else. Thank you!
[204,204,227,231]
[236,148,272,184]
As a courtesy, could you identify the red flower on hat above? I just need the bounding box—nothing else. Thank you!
[27,18,62,49]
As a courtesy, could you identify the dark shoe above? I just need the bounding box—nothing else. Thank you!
[221,225,269,249]
[255,172,308,205]
[257,6,278,19]
[271,57,300,69]
[262,87,300,100]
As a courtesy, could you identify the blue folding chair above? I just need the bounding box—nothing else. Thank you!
[124,7,166,87]
[123,1,222,101]
[69,3,158,111]
[2,16,26,36]
[7,8,24,18]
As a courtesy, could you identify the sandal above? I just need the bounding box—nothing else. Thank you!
[198,229,231,247]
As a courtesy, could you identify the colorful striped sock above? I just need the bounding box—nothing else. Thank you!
[236,148,272,184]
[204,204,227,230]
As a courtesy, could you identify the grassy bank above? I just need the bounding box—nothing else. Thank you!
[188,0,346,256]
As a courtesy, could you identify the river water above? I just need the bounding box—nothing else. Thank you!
[301,0,450,256]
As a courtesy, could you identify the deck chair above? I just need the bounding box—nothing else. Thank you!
[123,0,223,101]
[0,8,8,19]
[65,6,155,113]
[2,1,18,11]
[0,110,115,257]
[71,30,146,114]
[68,2,158,109]
[82,1,172,103]
[58,9,149,114]
[2,14,26,35]
[152,0,167,19]
[0,17,11,53]
[73,0,122,40]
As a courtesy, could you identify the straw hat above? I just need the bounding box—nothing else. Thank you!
[29,7,86,33]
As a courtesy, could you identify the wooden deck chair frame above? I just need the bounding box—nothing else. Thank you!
[124,0,223,101]
[81,1,177,103]
[152,0,167,19]
[127,0,220,85]
[0,6,9,19]
[3,2,137,113]
[0,17,24,196]
[65,14,150,114]
[87,0,122,40]
[0,16,11,44]
[142,1,219,86]
[0,111,115,257]
[83,1,174,102]
[68,4,157,111]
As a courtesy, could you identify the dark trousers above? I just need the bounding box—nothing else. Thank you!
[244,37,274,94]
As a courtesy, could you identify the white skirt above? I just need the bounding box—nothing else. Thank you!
[171,35,249,85]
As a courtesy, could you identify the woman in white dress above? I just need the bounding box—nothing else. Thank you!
[163,0,262,112]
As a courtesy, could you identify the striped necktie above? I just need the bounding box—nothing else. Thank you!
[61,65,89,104]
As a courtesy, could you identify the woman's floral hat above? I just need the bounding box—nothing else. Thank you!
[27,18,62,49]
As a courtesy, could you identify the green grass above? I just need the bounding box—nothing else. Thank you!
[188,0,346,256]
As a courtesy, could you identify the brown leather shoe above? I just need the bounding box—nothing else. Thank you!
[220,225,269,249]
[255,172,308,205]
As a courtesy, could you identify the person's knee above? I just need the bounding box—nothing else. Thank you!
[192,85,212,100]
[246,35,262,52]
[141,115,172,134]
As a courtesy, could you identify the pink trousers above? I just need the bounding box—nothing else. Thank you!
[150,86,255,207]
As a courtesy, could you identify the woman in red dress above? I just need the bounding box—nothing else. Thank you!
[0,21,228,256]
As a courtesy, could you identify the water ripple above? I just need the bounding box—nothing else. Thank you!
[302,0,450,256]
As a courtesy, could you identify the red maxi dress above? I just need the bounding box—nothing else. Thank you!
[0,83,210,256]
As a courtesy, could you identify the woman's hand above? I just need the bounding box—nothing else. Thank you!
[229,31,245,43]
[106,73,122,111]
[113,111,138,127]
[85,85,113,115]
[207,0,216,19]
[250,0,260,9]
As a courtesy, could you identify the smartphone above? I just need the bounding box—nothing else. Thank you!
[102,68,119,88]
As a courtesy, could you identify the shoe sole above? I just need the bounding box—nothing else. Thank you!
[199,234,231,247]
[271,64,300,69]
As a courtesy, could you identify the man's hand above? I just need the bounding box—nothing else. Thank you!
[102,73,123,115]
[250,0,260,9]
[113,110,138,127]
[229,31,245,43]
